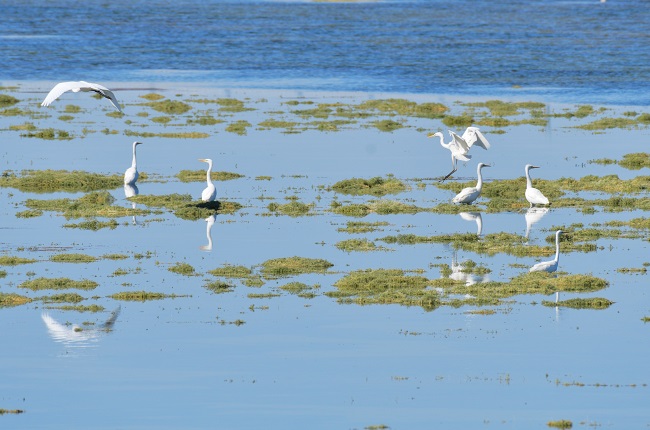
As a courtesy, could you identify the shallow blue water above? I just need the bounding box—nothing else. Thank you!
[2,0,650,105]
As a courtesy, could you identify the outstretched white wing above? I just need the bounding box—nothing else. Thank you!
[41,81,83,106]
[87,82,123,112]
[462,127,491,150]
[449,130,470,153]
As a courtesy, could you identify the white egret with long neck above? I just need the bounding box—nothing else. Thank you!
[41,81,123,112]
[428,127,490,181]
[524,164,549,208]
[199,158,217,202]
[452,163,490,204]
[529,230,563,273]
[124,141,142,185]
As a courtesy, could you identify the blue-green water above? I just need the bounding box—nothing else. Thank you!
[2,0,650,105]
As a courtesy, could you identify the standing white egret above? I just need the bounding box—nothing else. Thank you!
[124,141,143,185]
[524,164,549,207]
[529,230,563,273]
[41,81,123,112]
[452,163,490,204]
[199,158,217,202]
[428,127,491,181]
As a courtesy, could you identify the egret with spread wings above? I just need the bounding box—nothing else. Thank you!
[41,81,123,112]
[428,126,491,181]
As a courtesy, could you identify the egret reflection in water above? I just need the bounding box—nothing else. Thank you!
[124,183,139,225]
[449,250,490,286]
[524,207,549,240]
[459,211,483,236]
[200,214,216,251]
[41,306,121,347]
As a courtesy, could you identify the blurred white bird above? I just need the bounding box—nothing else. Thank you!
[529,230,563,273]
[428,127,490,181]
[124,141,143,185]
[452,163,490,204]
[41,81,123,112]
[199,158,217,202]
[524,164,549,207]
[41,306,121,346]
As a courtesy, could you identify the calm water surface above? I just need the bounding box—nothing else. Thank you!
[1,1,650,429]
[2,0,650,105]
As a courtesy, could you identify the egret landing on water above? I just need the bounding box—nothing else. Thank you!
[452,163,490,204]
[124,141,143,186]
[524,164,549,208]
[41,81,123,112]
[199,158,217,202]
[428,126,491,181]
[529,230,563,273]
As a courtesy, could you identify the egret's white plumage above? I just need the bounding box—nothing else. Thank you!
[529,230,563,273]
[124,141,142,185]
[428,127,491,181]
[452,163,490,204]
[524,164,549,207]
[199,158,217,202]
[41,81,123,112]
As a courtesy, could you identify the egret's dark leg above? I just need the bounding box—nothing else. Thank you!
[439,168,456,182]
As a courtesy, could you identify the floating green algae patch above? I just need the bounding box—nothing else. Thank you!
[0,293,32,307]
[542,297,614,309]
[124,130,209,139]
[63,219,120,230]
[335,238,388,252]
[0,409,24,415]
[330,199,429,217]
[110,291,185,301]
[130,193,242,219]
[19,277,99,291]
[463,100,546,117]
[337,221,390,234]
[547,420,573,429]
[279,282,320,297]
[168,262,196,276]
[39,293,86,303]
[592,153,650,170]
[209,265,253,278]
[330,176,407,197]
[267,201,313,217]
[0,94,19,107]
[176,170,244,182]
[260,256,334,279]
[26,191,149,219]
[44,304,105,312]
[326,269,440,310]
[20,128,72,140]
[448,273,608,300]
[0,170,122,193]
[576,117,637,130]
[146,100,192,114]
[226,120,252,135]
[204,281,236,294]
[0,256,37,266]
[50,253,97,263]
[355,98,448,119]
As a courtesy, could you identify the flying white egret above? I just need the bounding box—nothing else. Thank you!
[124,141,143,185]
[199,158,217,202]
[529,230,563,273]
[41,81,123,112]
[524,164,549,208]
[452,163,490,204]
[428,127,491,181]
[459,211,483,236]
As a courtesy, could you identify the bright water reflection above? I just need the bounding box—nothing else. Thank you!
[41,307,121,349]
[459,212,483,237]
[524,207,549,240]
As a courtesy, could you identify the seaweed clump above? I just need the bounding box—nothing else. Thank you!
[260,256,333,279]
[331,176,407,197]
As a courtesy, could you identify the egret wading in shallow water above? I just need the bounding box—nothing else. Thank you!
[124,141,143,186]
[41,81,123,112]
[529,230,563,273]
[524,164,549,208]
[452,163,490,204]
[428,126,491,181]
[199,158,217,202]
